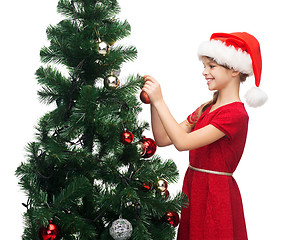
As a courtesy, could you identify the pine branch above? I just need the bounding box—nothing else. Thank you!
[131,219,152,240]
[36,66,72,105]
[57,0,74,19]
[53,176,91,207]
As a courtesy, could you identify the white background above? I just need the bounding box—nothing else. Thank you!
[1,0,300,239]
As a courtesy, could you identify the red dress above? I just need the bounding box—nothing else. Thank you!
[177,102,248,240]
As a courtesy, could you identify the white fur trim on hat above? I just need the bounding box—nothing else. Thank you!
[198,40,253,76]
[245,86,268,107]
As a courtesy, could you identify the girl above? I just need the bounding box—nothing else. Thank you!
[142,32,267,240]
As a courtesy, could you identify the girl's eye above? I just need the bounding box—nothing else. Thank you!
[210,65,216,68]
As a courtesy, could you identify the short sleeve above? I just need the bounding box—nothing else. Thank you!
[210,108,249,141]
[186,106,202,125]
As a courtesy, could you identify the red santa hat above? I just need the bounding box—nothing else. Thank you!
[198,32,267,107]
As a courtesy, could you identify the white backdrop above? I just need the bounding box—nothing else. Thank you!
[1,0,300,239]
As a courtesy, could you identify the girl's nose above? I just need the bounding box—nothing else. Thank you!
[202,67,208,77]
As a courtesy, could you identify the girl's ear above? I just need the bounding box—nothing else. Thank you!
[231,69,240,77]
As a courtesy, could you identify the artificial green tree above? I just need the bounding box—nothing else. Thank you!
[16,0,187,239]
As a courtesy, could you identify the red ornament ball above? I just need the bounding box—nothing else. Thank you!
[121,129,134,144]
[142,182,153,192]
[140,136,157,158]
[163,211,180,227]
[39,220,61,240]
[140,90,150,104]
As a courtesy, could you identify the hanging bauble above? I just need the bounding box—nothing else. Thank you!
[156,179,168,192]
[163,211,180,227]
[109,218,133,240]
[140,90,150,104]
[121,129,134,144]
[140,136,157,158]
[136,142,146,156]
[38,220,61,240]
[97,40,110,56]
[104,74,120,90]
[142,182,153,192]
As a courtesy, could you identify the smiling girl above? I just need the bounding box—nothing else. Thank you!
[142,32,267,239]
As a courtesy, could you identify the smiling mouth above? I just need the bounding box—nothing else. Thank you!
[206,78,214,84]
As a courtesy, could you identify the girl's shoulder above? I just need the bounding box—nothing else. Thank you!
[211,102,249,122]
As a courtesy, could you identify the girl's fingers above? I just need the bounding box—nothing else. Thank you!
[144,75,156,83]
[142,75,151,89]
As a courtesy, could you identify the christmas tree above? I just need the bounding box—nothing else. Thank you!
[15,0,187,239]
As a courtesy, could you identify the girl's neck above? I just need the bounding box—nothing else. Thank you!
[214,85,241,108]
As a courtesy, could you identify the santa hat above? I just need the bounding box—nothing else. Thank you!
[198,32,267,107]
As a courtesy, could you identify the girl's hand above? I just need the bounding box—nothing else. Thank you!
[142,75,164,106]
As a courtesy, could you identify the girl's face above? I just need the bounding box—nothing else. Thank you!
[201,56,236,91]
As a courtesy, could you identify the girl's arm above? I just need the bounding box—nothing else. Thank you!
[150,104,194,147]
[143,75,225,151]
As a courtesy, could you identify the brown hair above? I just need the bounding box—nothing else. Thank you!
[200,57,249,114]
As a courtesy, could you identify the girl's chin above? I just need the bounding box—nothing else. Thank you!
[207,82,216,91]
[208,86,216,91]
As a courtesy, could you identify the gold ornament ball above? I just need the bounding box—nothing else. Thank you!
[156,179,168,192]
[136,142,146,156]
[104,75,120,89]
[97,41,110,56]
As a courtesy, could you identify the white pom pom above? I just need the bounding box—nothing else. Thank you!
[245,87,268,107]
